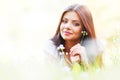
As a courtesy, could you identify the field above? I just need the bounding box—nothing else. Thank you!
[0,0,120,80]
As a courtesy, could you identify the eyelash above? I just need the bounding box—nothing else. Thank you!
[74,23,80,26]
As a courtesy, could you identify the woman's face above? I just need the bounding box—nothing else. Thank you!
[60,11,83,42]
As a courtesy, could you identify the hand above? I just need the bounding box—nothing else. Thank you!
[69,43,89,66]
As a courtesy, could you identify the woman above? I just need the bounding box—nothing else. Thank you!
[43,4,103,70]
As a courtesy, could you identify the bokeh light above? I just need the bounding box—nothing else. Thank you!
[0,0,120,80]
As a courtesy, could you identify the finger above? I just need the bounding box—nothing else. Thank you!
[70,55,81,62]
[70,48,81,56]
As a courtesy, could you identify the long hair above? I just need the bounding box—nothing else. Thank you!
[51,4,96,47]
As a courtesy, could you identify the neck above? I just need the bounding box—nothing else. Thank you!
[64,40,80,52]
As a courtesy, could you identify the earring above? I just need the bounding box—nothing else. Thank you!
[81,31,88,36]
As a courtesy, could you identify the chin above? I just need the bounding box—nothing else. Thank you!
[62,35,73,40]
[63,37,73,41]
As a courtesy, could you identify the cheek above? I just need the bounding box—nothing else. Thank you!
[60,25,63,35]
[60,25,62,30]
[75,29,82,37]
[60,24,64,31]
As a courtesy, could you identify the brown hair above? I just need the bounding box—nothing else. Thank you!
[51,4,96,47]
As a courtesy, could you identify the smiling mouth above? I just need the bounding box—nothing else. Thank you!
[64,31,72,35]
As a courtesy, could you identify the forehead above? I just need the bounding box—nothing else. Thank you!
[63,11,80,21]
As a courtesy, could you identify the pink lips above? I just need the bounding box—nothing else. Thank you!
[64,31,72,36]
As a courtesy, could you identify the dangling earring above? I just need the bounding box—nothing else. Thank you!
[80,30,88,44]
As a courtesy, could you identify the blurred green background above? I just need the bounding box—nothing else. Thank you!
[0,0,120,80]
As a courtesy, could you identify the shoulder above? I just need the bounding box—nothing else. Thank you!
[42,39,58,58]
[83,38,104,63]
[84,38,104,54]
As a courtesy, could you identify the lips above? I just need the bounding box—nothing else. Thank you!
[64,31,72,35]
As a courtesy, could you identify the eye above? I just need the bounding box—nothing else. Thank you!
[62,19,68,23]
[74,23,80,26]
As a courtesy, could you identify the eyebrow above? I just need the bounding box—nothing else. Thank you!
[72,20,80,22]
[63,17,80,22]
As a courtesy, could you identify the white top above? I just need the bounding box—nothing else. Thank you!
[42,39,103,65]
